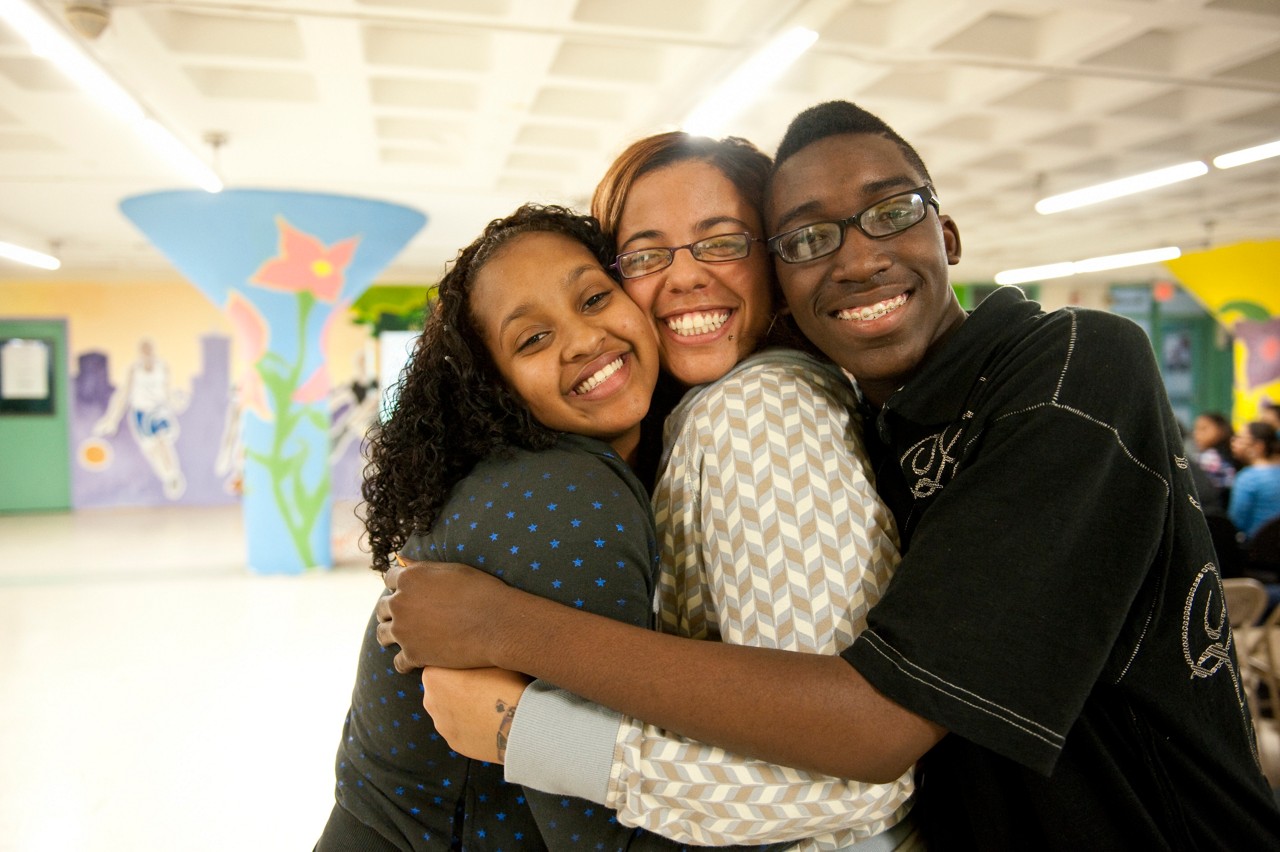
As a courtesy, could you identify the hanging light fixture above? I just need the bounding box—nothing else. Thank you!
[0,0,221,193]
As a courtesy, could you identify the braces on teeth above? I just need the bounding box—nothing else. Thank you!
[839,293,907,321]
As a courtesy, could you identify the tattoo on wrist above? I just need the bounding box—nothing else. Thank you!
[495,698,517,763]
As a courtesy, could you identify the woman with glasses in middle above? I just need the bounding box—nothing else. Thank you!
[412,132,920,851]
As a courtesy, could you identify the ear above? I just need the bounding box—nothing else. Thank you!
[940,215,962,266]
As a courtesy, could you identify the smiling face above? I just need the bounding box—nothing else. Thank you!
[768,133,966,406]
[471,231,659,460]
[614,160,774,387]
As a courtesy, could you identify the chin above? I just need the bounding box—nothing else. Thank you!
[674,354,738,386]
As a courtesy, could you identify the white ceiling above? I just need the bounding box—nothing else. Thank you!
[0,0,1278,289]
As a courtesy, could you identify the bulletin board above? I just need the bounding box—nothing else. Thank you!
[0,337,56,414]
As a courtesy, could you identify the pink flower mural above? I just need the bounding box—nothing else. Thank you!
[226,290,272,422]
[251,218,359,303]
[120,189,426,573]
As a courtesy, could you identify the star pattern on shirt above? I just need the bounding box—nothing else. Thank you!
[331,442,657,851]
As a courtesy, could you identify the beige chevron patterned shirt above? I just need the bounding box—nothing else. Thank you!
[599,349,914,848]
[505,350,916,848]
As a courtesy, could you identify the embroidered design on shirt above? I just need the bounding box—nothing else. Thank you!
[901,425,964,499]
[1182,564,1239,685]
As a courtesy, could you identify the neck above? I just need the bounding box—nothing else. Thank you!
[609,426,642,468]
[859,382,895,410]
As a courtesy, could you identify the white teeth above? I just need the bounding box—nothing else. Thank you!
[573,357,623,395]
[835,292,908,322]
[666,310,730,337]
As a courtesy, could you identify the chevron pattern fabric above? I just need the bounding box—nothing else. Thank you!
[604,351,915,849]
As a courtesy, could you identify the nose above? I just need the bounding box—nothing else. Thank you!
[829,226,892,283]
[561,313,607,362]
[660,246,711,294]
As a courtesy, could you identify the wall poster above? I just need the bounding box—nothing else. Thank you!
[0,337,55,414]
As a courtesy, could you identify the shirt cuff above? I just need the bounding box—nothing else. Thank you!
[503,679,622,804]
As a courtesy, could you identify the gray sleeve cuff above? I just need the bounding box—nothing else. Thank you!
[503,679,622,804]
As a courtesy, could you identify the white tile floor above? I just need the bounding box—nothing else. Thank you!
[0,503,383,851]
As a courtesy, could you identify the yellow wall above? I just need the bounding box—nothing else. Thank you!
[3,277,371,391]
[1165,240,1280,424]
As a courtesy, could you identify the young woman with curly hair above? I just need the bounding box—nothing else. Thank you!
[317,203,688,851]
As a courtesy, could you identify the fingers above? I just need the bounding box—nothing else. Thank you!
[393,650,415,675]
[384,560,404,591]
[375,614,396,649]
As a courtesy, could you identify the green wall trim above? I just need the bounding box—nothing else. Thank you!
[0,319,71,512]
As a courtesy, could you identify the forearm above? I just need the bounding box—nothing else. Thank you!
[487,585,940,782]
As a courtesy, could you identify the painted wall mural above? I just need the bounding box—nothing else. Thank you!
[1165,240,1280,424]
[5,274,430,563]
[74,334,235,508]
[120,190,426,574]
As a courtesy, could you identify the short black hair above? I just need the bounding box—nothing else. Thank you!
[773,100,932,184]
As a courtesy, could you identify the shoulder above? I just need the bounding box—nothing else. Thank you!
[690,348,856,409]
[982,304,1157,397]
[666,350,861,466]
[469,437,636,493]
[1235,466,1263,485]
[1065,306,1152,352]
[995,302,1149,356]
[423,438,651,546]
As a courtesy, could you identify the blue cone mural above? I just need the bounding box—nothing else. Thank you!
[121,190,426,574]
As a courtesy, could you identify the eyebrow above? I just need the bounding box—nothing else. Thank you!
[772,176,918,232]
[617,215,751,250]
[497,262,600,338]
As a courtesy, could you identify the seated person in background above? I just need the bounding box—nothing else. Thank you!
[1230,420,1280,542]
[1261,398,1280,439]
[1192,411,1237,507]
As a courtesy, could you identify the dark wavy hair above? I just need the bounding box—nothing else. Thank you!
[1243,421,1280,458]
[592,131,771,242]
[360,204,614,571]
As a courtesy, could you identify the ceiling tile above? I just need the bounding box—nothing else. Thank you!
[369,77,479,110]
[139,9,304,59]
[0,57,76,91]
[550,40,662,84]
[363,25,492,71]
[183,66,316,101]
[530,86,626,120]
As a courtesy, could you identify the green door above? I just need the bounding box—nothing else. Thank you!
[0,319,71,511]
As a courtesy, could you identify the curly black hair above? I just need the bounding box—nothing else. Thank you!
[360,203,615,571]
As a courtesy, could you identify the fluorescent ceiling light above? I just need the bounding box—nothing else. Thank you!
[0,241,61,271]
[682,27,817,137]
[1035,162,1207,214]
[136,118,223,193]
[0,0,221,193]
[995,246,1181,285]
[993,262,1075,286]
[1213,139,1280,170]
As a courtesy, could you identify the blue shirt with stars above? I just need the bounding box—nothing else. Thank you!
[322,434,679,851]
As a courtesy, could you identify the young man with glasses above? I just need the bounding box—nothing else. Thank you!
[377,101,1280,848]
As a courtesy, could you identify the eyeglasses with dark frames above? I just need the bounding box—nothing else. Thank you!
[611,232,760,280]
[767,185,940,264]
